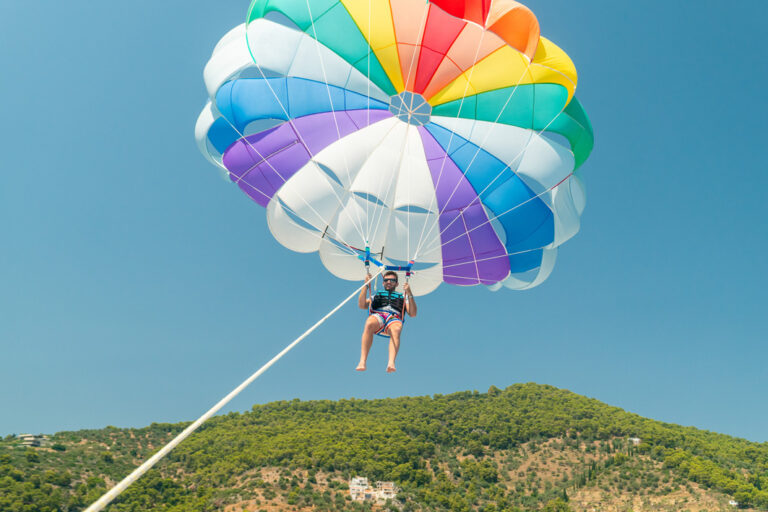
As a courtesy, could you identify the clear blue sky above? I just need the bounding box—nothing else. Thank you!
[2,1,766,443]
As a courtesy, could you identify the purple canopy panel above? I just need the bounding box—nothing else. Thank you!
[418,126,509,285]
[223,125,297,206]
[347,109,392,130]
[222,110,392,207]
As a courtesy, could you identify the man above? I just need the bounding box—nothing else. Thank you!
[356,270,417,373]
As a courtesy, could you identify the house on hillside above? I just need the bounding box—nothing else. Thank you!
[19,434,49,447]
[349,477,398,503]
[375,480,397,500]
[628,437,641,446]
[349,477,371,501]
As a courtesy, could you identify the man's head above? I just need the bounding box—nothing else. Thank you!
[382,271,398,290]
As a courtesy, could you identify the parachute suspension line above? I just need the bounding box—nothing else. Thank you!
[365,0,371,238]
[84,268,384,512]
[399,8,426,268]
[341,119,401,249]
[400,4,430,267]
[361,0,390,242]
[242,31,369,246]
[401,264,412,317]
[360,246,382,294]
[363,5,429,262]
[363,248,375,304]
[441,246,557,283]
[367,124,413,262]
[414,60,577,261]
[459,210,482,283]
[412,58,534,260]
[411,53,534,259]
[216,115,359,259]
[405,164,412,276]
[418,172,573,258]
[302,0,369,237]
[360,3,426,247]
[402,3,430,94]
[441,244,551,271]
[416,82,577,260]
[357,5,428,265]
[411,28,490,261]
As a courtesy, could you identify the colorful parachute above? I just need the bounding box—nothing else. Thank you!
[195,0,593,295]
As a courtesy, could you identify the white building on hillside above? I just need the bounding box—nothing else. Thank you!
[19,434,49,447]
[376,480,397,500]
[349,477,398,502]
[350,477,371,501]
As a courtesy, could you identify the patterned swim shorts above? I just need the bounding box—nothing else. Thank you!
[371,310,403,336]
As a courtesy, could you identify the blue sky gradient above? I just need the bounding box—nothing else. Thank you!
[1,1,766,442]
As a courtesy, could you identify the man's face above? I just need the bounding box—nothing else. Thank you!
[382,275,398,291]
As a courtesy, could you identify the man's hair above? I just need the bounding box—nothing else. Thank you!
[383,271,398,281]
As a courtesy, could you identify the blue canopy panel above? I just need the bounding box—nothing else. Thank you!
[209,77,389,151]
[207,117,243,155]
[424,123,554,273]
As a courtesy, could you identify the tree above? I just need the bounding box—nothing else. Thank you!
[542,498,573,512]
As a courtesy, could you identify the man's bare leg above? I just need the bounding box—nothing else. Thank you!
[386,322,402,373]
[356,316,379,371]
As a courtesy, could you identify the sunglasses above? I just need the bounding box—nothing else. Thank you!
[383,278,398,283]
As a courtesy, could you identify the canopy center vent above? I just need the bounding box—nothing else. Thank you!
[388,92,431,126]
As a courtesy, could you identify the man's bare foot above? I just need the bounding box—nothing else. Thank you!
[386,363,396,373]
[356,362,367,371]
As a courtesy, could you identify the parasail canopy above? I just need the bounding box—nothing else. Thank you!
[195,0,594,296]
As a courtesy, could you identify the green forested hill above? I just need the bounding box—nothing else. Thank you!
[2,383,766,511]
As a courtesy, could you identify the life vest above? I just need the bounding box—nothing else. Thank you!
[370,290,405,317]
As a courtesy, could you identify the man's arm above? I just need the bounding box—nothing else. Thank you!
[403,283,417,317]
[358,274,371,309]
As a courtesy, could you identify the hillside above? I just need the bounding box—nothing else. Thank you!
[2,383,766,511]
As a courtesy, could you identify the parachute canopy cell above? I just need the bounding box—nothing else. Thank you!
[195,0,594,296]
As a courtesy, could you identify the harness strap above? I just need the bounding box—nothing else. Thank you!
[366,256,414,331]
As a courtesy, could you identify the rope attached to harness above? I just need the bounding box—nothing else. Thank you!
[84,269,384,512]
